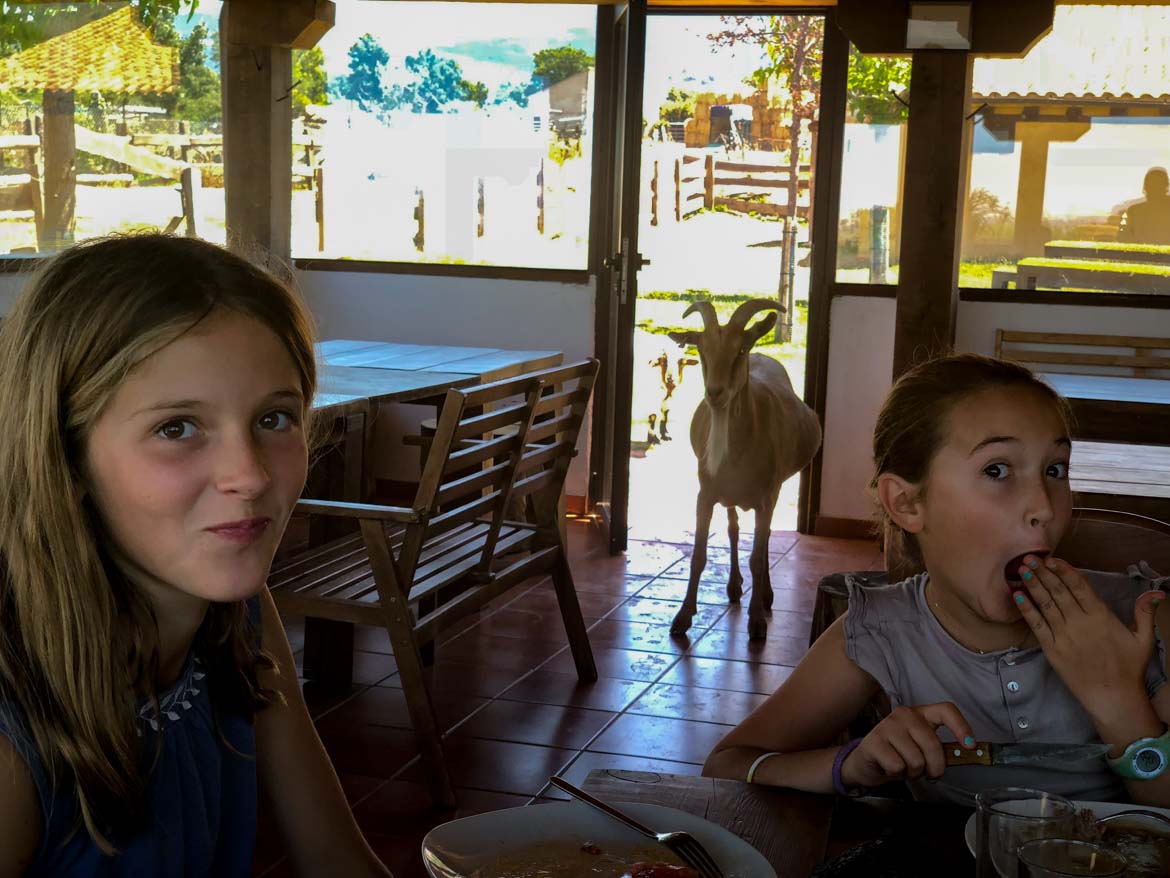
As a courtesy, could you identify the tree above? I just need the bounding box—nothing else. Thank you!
[292,46,329,116]
[658,86,695,123]
[531,45,593,88]
[338,33,389,112]
[385,49,467,113]
[847,51,911,124]
[709,16,823,222]
[459,79,488,109]
[175,22,220,123]
[1,1,197,58]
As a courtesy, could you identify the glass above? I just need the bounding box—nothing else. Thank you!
[962,4,1170,293]
[976,787,1078,878]
[0,1,225,257]
[293,0,597,268]
[834,43,910,284]
[1016,839,1128,878]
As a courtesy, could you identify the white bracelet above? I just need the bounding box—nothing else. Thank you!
[746,751,781,784]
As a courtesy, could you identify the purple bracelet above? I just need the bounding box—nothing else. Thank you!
[832,737,868,797]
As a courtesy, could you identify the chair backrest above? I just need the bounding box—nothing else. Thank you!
[995,329,1170,378]
[1055,507,1170,576]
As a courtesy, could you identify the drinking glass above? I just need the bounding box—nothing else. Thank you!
[1016,839,1128,877]
[975,787,1078,878]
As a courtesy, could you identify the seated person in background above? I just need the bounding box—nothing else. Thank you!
[1119,167,1170,244]
[703,354,1170,808]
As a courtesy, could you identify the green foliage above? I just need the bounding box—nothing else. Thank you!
[965,187,1012,241]
[385,49,467,113]
[531,45,593,87]
[338,33,389,112]
[658,86,694,123]
[1,1,196,58]
[459,78,488,109]
[547,134,581,166]
[709,16,823,117]
[175,22,219,123]
[846,50,910,124]
[292,47,329,116]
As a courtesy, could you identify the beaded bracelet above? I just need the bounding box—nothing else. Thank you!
[832,737,869,797]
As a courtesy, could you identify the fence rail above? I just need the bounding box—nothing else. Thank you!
[663,152,811,222]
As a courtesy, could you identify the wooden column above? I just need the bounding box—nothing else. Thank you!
[892,51,973,378]
[1011,120,1090,257]
[220,0,334,265]
[41,89,77,250]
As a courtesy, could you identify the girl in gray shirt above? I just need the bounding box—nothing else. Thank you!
[704,354,1170,808]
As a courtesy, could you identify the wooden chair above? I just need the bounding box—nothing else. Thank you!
[269,360,600,807]
[994,329,1170,378]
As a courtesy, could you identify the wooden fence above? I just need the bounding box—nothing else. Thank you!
[665,152,811,223]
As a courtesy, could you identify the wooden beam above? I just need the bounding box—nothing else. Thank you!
[225,0,335,49]
[1010,120,1091,256]
[41,89,76,250]
[892,50,973,377]
[838,0,1053,55]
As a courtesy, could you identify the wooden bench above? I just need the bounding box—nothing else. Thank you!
[995,329,1170,378]
[0,136,44,248]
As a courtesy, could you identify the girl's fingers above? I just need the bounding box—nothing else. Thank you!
[1040,556,1097,612]
[1015,589,1054,646]
[1020,561,1063,623]
[917,701,976,750]
[886,729,928,779]
[866,736,906,778]
[904,716,947,778]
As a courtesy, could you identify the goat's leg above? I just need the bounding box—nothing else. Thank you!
[671,491,714,635]
[726,505,744,604]
[747,498,777,640]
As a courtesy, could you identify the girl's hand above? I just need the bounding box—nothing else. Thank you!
[1014,555,1162,718]
[840,702,975,789]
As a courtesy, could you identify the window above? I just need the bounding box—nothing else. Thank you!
[963,4,1170,294]
[0,2,224,257]
[292,1,598,270]
[834,44,910,285]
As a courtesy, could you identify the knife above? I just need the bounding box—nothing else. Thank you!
[944,741,1111,771]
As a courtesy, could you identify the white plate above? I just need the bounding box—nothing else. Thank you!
[963,800,1170,856]
[422,800,776,878]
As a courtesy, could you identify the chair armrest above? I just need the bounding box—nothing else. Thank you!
[294,499,420,522]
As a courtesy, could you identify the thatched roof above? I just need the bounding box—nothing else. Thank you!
[973,4,1170,103]
[0,6,178,95]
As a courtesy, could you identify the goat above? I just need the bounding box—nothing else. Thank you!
[667,299,822,640]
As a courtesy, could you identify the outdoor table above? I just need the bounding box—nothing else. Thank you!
[580,769,974,877]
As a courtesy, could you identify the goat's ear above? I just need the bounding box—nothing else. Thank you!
[875,472,924,535]
[745,312,778,346]
[668,330,699,348]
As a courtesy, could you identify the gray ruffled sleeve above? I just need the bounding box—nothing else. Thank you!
[841,574,907,707]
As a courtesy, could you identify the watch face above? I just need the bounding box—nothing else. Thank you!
[1135,747,1167,778]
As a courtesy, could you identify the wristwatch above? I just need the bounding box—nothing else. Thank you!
[1107,726,1170,780]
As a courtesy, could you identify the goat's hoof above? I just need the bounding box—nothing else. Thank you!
[762,592,774,612]
[747,616,769,641]
[727,576,744,604]
[670,613,694,636]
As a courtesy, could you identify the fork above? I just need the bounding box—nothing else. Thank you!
[548,775,725,878]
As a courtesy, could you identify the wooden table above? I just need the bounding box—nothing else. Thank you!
[580,770,974,877]
[1042,373,1170,446]
[318,340,563,384]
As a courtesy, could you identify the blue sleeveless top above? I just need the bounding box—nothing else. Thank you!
[0,606,259,877]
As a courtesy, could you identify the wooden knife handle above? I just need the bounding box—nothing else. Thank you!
[944,742,994,766]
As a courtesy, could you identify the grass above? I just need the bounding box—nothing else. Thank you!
[1048,240,1170,255]
[1017,256,1170,277]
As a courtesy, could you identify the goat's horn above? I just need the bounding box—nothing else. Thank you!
[681,299,719,331]
[727,298,782,333]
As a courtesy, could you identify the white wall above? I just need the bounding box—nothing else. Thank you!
[818,295,1170,524]
[0,272,27,313]
[294,268,597,493]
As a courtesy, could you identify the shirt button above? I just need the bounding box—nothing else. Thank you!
[1007,681,1021,693]
[1005,657,1017,666]
[1018,717,1030,730]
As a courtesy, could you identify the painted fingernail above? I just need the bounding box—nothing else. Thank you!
[1046,558,1058,569]
[1027,558,1040,569]
[1015,593,1026,604]
[1154,597,1164,607]
[964,736,975,747]
[1022,570,1033,580]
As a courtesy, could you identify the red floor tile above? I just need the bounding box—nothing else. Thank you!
[321,684,489,733]
[378,659,527,700]
[626,682,769,725]
[659,655,795,694]
[352,780,530,838]
[689,626,809,666]
[497,669,650,712]
[584,619,692,655]
[397,738,575,797]
[452,699,615,749]
[541,645,678,682]
[606,595,725,629]
[542,752,705,800]
[636,577,748,605]
[587,713,733,764]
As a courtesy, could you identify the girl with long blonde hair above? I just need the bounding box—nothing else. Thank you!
[0,234,393,876]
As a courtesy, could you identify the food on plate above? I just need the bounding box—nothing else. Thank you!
[1068,808,1170,878]
[468,841,700,877]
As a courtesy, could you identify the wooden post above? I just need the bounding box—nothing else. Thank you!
[776,216,794,344]
[892,51,974,377]
[41,89,76,250]
[807,119,818,232]
[23,144,45,247]
[704,153,715,210]
[536,158,545,234]
[870,205,889,284]
[179,166,201,237]
[650,159,658,226]
[314,165,325,252]
[413,188,424,251]
[476,176,485,237]
[674,158,681,222]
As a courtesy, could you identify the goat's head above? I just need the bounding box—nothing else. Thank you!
[667,298,782,409]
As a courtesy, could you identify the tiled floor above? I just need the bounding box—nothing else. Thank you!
[254,520,883,877]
